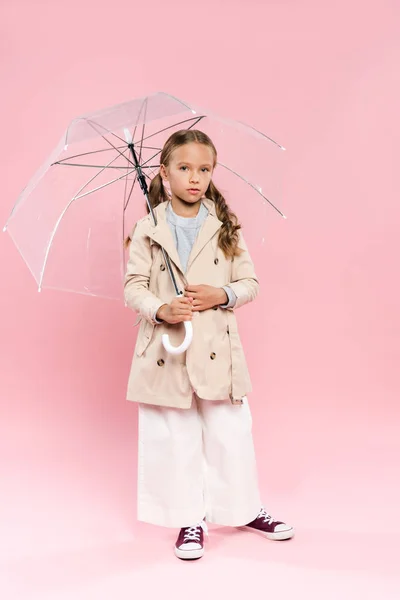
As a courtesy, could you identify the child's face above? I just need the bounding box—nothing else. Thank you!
[161,142,215,204]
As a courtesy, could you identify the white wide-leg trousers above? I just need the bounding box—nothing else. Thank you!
[137,393,262,528]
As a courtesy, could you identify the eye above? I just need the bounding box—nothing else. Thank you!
[179,166,210,172]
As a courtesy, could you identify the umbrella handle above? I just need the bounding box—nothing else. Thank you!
[161,301,193,357]
[161,320,193,355]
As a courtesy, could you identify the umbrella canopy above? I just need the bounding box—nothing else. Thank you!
[3,91,286,301]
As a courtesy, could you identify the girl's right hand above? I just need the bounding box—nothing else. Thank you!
[156,296,193,324]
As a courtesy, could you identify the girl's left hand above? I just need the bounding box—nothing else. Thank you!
[184,284,227,311]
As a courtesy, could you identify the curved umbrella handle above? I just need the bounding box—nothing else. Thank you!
[161,320,193,355]
[161,293,194,355]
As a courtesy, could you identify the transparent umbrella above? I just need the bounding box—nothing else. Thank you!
[3,91,287,353]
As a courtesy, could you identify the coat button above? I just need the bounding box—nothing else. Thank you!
[160,264,166,271]
[214,258,219,265]
[210,352,216,360]
[157,359,165,366]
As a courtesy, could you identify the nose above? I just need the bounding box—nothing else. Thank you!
[189,171,200,183]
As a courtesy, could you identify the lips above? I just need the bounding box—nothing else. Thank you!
[188,188,200,192]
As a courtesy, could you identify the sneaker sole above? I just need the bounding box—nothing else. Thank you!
[238,525,295,541]
[174,546,204,560]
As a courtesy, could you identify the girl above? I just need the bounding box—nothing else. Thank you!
[124,129,294,560]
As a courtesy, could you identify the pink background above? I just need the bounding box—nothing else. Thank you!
[1,0,399,598]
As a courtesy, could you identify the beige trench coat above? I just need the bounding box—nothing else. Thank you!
[124,197,259,409]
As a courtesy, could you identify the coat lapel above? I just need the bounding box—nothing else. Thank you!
[186,201,222,272]
[145,201,184,275]
[144,197,222,276]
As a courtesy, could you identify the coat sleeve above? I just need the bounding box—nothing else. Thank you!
[224,230,260,310]
[124,221,166,325]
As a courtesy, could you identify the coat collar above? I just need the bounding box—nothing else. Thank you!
[146,197,222,276]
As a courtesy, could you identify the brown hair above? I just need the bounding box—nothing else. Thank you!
[125,129,242,258]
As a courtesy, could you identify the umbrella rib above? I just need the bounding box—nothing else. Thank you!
[157,91,194,111]
[84,120,137,166]
[72,168,137,200]
[128,115,205,148]
[85,118,131,146]
[58,113,204,171]
[234,119,285,150]
[133,149,161,169]
[53,145,127,165]
[156,90,286,149]
[217,162,287,219]
[137,115,206,145]
[140,167,155,183]
[138,121,145,165]
[122,159,130,210]
[121,169,138,279]
[39,134,156,291]
[52,162,142,169]
[38,166,137,290]
[53,144,170,167]
[124,173,137,212]
[138,98,149,165]
[133,117,203,170]
[132,96,148,156]
[138,164,162,169]
[38,153,137,290]
[126,97,163,190]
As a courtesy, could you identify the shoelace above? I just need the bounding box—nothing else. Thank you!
[257,507,276,525]
[183,520,208,542]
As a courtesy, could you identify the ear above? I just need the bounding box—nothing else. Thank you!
[160,164,168,181]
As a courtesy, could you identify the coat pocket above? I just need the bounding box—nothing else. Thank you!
[136,320,156,357]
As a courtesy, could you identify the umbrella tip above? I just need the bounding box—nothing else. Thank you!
[124,128,132,143]
[281,146,286,151]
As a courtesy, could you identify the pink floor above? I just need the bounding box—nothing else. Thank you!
[4,524,400,600]
[2,389,400,600]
